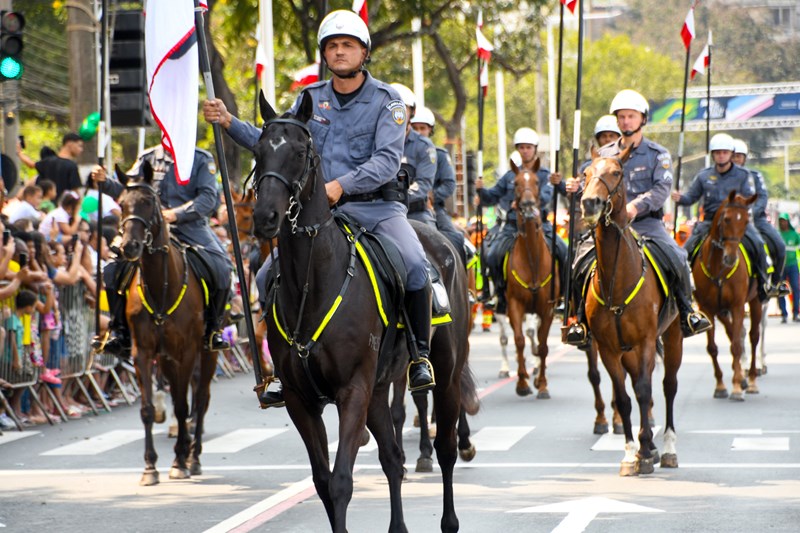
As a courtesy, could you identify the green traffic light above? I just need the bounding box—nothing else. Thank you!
[0,56,22,79]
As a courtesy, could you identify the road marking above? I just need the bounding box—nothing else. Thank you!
[510,496,663,533]
[41,429,164,456]
[591,426,662,451]
[477,345,571,399]
[329,428,412,454]
[203,429,288,454]
[731,437,789,451]
[690,429,800,435]
[470,426,535,451]
[0,431,39,445]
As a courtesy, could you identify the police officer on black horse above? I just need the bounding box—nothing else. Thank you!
[95,145,234,357]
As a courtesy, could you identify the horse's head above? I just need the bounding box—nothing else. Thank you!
[512,157,541,223]
[252,90,318,239]
[116,161,164,262]
[581,143,634,227]
[713,190,757,267]
[233,188,256,245]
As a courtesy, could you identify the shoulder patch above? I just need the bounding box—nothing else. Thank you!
[386,100,406,125]
[427,147,437,165]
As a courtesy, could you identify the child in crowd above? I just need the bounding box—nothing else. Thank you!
[39,190,82,242]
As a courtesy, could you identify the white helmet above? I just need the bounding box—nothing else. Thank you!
[709,133,735,152]
[609,89,649,117]
[732,139,748,156]
[593,115,621,138]
[510,150,522,167]
[318,10,371,51]
[513,127,539,146]
[390,83,416,108]
[410,106,435,127]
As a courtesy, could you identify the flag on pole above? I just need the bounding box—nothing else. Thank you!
[690,43,709,79]
[560,0,577,14]
[352,0,368,25]
[255,26,267,78]
[145,0,198,185]
[680,6,695,50]
[290,61,320,90]
[476,10,493,96]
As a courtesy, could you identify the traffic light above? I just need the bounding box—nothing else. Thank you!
[0,11,25,81]
[110,10,150,126]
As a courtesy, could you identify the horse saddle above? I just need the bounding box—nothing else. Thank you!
[334,213,452,326]
[183,241,216,307]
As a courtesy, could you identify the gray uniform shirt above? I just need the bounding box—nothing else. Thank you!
[404,129,437,208]
[433,147,456,208]
[676,164,755,220]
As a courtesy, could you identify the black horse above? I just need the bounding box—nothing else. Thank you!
[116,163,217,485]
[252,91,478,533]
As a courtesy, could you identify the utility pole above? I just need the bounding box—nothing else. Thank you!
[67,0,98,164]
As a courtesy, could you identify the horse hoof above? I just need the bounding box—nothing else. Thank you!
[516,386,533,397]
[713,389,729,399]
[459,444,476,462]
[401,466,408,481]
[593,422,609,435]
[189,461,202,476]
[169,467,191,480]
[413,414,420,427]
[660,453,679,468]
[729,392,745,402]
[140,470,159,486]
[746,385,760,394]
[649,449,660,465]
[154,411,166,424]
[498,370,510,378]
[360,428,371,447]
[415,457,434,473]
[619,462,638,477]
[168,425,178,438]
[536,390,550,400]
[637,457,655,475]
[613,423,624,435]
[741,379,749,390]
[428,424,437,439]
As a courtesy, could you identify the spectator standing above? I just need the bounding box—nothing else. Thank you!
[35,133,84,197]
[778,213,800,323]
[4,185,44,225]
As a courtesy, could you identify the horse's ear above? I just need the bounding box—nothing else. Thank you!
[618,143,634,164]
[510,159,519,175]
[296,91,314,124]
[746,192,758,206]
[115,164,129,185]
[142,160,154,185]
[727,190,737,204]
[259,90,277,123]
[590,145,600,160]
[532,156,541,173]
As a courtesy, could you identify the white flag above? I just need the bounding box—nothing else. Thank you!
[145,0,198,185]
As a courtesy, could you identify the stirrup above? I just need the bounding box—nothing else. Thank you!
[563,323,590,349]
[683,311,712,337]
[407,358,435,393]
[256,378,285,409]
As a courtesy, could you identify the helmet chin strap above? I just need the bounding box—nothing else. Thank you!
[332,65,364,79]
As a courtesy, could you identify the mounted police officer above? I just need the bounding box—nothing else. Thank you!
[672,133,780,302]
[475,127,567,314]
[732,138,790,298]
[390,83,438,228]
[565,90,711,347]
[95,146,233,356]
[203,10,435,405]
[409,105,467,265]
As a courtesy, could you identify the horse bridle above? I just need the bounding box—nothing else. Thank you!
[120,182,168,256]
[711,202,749,251]
[254,117,319,235]
[585,160,627,232]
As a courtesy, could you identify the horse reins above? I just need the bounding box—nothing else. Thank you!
[700,202,749,310]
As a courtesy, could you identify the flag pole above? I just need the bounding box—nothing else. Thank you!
[550,2,565,305]
[318,1,329,81]
[476,52,489,301]
[94,0,108,338]
[562,0,585,327]
[705,31,712,156]
[194,1,263,389]
[672,5,695,238]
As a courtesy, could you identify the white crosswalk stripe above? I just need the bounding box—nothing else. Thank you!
[41,429,165,456]
[591,427,662,452]
[0,430,40,445]
[203,428,288,453]
[469,426,535,451]
[731,437,790,451]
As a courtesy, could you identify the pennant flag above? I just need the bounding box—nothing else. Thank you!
[475,14,493,62]
[145,0,198,185]
[560,0,577,14]
[479,63,489,97]
[255,25,267,78]
[681,7,695,50]
[352,0,368,25]
[690,43,709,79]
[290,62,320,91]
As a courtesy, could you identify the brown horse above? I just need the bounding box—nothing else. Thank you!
[581,146,683,476]
[252,92,478,532]
[505,158,558,398]
[691,191,761,400]
[117,163,217,486]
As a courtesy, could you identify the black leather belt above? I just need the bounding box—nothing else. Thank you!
[337,191,382,206]
[634,208,664,222]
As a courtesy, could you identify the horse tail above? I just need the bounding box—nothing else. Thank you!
[460,362,480,416]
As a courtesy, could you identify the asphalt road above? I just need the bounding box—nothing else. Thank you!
[2,312,799,532]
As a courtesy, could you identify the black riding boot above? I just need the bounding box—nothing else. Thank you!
[563,299,591,350]
[677,262,712,337]
[405,285,435,393]
[206,288,232,351]
[259,373,286,408]
[92,288,131,360]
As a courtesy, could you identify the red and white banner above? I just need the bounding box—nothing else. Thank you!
[145,0,198,185]
[680,7,695,50]
[476,10,493,96]
[690,43,709,80]
[560,0,577,14]
[290,62,320,91]
[352,0,368,25]
[255,26,267,78]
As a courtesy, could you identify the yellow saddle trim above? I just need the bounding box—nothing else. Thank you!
[511,268,552,290]
[130,276,205,317]
[641,246,669,297]
[344,224,389,327]
[590,261,645,307]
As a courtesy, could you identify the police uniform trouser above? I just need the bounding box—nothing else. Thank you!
[435,206,467,267]
[542,221,568,292]
[408,208,438,229]
[485,223,517,296]
[755,216,786,284]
